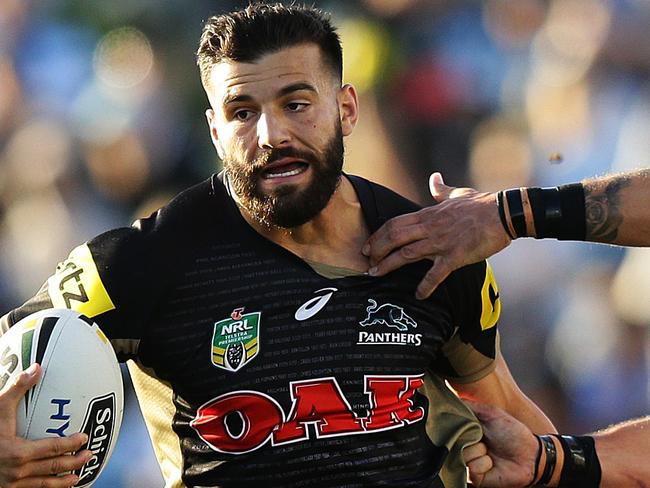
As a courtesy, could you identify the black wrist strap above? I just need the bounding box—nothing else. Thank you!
[556,435,601,488]
[527,184,586,240]
[504,189,527,238]
[536,435,557,486]
[497,191,515,239]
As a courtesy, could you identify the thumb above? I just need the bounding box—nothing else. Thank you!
[429,172,453,202]
[0,363,41,437]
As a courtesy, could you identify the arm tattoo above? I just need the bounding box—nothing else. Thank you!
[584,177,631,243]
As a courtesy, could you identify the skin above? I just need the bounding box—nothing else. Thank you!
[364,168,650,298]
[463,402,650,488]
[582,169,650,246]
[363,173,511,299]
[361,168,650,485]
[204,43,555,434]
[0,364,91,488]
[204,43,369,272]
[0,42,554,485]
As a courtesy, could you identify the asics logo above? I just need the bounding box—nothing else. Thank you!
[294,287,338,321]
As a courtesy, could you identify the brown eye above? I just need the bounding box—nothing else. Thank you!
[286,102,308,112]
[234,109,253,121]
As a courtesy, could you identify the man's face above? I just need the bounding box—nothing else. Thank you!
[204,44,357,228]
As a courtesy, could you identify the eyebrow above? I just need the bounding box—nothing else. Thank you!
[222,82,318,106]
[278,82,318,97]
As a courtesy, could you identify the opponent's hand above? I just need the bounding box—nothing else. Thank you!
[362,173,511,299]
[462,401,538,488]
[0,364,91,488]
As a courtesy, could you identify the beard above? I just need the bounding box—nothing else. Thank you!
[224,124,344,229]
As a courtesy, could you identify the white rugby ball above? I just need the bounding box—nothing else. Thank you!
[0,308,124,487]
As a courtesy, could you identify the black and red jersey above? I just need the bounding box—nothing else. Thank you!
[1,174,501,487]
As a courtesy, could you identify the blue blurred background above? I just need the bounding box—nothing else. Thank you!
[2,0,650,486]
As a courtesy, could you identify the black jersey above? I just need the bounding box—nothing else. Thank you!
[1,174,501,488]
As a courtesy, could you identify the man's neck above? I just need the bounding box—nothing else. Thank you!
[238,176,370,272]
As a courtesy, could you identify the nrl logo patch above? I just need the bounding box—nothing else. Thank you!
[212,307,260,372]
[358,299,422,347]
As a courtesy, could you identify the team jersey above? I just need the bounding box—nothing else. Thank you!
[0,174,501,488]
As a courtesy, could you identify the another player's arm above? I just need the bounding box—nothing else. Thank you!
[436,260,555,434]
[463,401,650,488]
[364,169,650,298]
[592,416,650,488]
[583,168,650,245]
[449,352,556,435]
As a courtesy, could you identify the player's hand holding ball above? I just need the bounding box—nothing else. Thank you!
[0,309,124,487]
[0,364,91,487]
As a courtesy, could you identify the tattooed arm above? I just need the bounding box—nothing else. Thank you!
[583,169,650,246]
[364,170,650,299]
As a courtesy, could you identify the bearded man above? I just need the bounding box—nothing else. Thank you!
[0,4,554,487]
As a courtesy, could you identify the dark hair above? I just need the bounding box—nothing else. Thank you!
[197,3,343,89]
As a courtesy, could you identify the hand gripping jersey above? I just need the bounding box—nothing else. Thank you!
[1,174,502,488]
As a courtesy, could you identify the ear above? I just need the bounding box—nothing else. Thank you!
[205,108,225,159]
[337,84,359,137]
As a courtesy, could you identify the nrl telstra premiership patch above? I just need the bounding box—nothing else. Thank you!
[211,308,260,372]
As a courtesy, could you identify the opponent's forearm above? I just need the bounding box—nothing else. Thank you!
[583,169,650,246]
[496,169,650,247]
[453,355,556,434]
[591,416,650,488]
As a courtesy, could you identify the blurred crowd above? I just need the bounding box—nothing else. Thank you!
[2,0,650,486]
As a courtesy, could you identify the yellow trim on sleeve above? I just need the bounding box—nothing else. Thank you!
[479,262,500,331]
[47,244,116,318]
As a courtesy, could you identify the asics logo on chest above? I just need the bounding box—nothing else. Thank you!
[294,287,338,321]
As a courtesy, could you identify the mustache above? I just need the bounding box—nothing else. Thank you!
[251,147,316,172]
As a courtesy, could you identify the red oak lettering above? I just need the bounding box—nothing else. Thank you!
[363,376,425,430]
[192,375,425,455]
[272,377,364,444]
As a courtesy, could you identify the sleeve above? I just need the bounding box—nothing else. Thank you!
[429,260,501,384]
[0,217,163,362]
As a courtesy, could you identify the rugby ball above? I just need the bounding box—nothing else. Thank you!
[0,308,123,487]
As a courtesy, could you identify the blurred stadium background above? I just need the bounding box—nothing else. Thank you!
[2,0,650,485]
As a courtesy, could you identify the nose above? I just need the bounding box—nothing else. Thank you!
[256,112,290,150]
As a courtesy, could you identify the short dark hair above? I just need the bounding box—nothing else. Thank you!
[197,3,343,89]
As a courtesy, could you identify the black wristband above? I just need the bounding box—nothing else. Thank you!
[504,189,527,238]
[496,191,515,239]
[556,435,602,488]
[536,435,557,486]
[527,184,586,240]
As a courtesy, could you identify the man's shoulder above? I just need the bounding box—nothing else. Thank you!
[347,174,422,229]
[86,175,229,260]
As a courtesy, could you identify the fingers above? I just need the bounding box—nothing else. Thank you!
[466,452,493,476]
[462,441,487,464]
[0,364,41,438]
[2,451,90,485]
[368,236,439,277]
[24,449,91,477]
[0,437,89,487]
[363,216,425,265]
[415,258,454,300]
[429,172,452,202]
[0,363,41,401]
[10,473,80,488]
[28,433,89,460]
[463,443,490,488]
